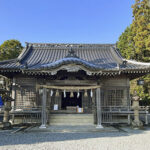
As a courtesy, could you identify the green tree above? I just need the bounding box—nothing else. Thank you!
[131,0,150,61]
[0,40,23,61]
[117,0,150,104]
[118,0,150,61]
[117,26,135,59]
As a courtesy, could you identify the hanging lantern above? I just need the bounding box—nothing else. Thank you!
[77,91,80,98]
[90,89,93,97]
[137,79,144,85]
[55,90,59,97]
[50,90,53,96]
[84,90,88,97]
[70,91,74,97]
[64,90,66,98]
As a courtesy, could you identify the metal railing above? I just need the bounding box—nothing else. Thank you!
[9,106,49,124]
[101,106,149,124]
[1,105,150,125]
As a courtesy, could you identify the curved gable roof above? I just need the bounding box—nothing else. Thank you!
[0,43,150,76]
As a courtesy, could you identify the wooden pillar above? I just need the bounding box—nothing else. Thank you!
[47,90,51,124]
[39,87,47,128]
[11,78,16,124]
[96,87,103,128]
[92,91,97,124]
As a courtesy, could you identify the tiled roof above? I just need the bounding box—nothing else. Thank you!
[0,43,150,75]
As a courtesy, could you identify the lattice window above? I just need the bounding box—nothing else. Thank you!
[107,89,124,106]
[16,90,23,107]
[15,87,36,107]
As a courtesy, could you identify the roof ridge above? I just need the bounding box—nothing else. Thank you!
[0,59,17,65]
[110,47,123,64]
[26,42,115,48]
[17,44,32,63]
[126,59,150,66]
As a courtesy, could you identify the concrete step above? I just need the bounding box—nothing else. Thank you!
[49,114,94,125]
[50,114,93,119]
[50,119,93,123]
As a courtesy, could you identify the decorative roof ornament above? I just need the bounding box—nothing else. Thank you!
[25,62,28,69]
[66,46,78,58]
[116,63,120,69]
[122,60,127,66]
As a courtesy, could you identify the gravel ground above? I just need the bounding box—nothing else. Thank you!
[0,128,150,150]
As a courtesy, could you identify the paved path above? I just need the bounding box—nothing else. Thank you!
[0,127,150,150]
[31,125,118,133]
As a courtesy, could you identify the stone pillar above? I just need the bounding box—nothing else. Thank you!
[132,93,143,128]
[3,101,12,128]
[39,88,47,128]
[96,87,103,128]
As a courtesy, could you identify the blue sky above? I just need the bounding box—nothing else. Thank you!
[0,0,134,46]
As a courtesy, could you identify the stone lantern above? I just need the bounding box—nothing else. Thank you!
[131,91,143,128]
[0,89,14,129]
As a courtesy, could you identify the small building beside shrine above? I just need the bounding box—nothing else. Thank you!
[0,43,150,127]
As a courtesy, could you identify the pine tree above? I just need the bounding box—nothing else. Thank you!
[117,0,150,104]
[131,0,150,61]
[0,40,23,61]
[117,26,135,59]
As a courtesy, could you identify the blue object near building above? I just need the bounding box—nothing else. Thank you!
[0,96,3,107]
[0,96,3,121]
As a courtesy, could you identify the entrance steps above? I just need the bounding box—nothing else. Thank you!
[49,114,94,125]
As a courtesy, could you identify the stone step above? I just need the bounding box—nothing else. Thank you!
[49,114,94,125]
[50,114,93,119]
[50,118,93,123]
[50,123,94,125]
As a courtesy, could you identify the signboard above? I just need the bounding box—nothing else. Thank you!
[54,104,58,110]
